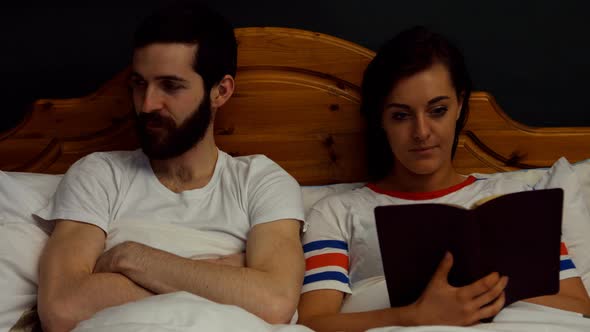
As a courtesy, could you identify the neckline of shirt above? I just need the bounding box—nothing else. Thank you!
[141,148,225,198]
[366,175,477,200]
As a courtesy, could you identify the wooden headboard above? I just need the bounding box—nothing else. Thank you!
[1,27,589,185]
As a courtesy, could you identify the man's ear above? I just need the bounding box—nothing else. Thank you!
[210,75,235,109]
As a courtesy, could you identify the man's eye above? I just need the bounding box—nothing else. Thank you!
[129,79,146,89]
[162,81,183,92]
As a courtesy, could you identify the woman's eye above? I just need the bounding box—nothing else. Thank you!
[392,112,410,121]
[430,107,448,117]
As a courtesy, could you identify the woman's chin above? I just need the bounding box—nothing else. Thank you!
[405,160,442,176]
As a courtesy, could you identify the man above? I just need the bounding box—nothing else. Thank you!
[35,3,305,331]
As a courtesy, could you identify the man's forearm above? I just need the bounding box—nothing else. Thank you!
[38,220,155,332]
[117,244,300,324]
[39,272,153,332]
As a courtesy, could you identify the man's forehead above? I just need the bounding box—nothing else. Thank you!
[132,43,198,78]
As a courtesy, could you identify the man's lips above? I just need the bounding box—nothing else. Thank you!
[145,121,164,129]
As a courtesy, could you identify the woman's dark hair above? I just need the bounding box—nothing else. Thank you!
[360,26,472,181]
[133,1,237,92]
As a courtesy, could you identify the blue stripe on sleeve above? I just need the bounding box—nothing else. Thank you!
[303,240,348,253]
[303,271,349,285]
[560,259,576,271]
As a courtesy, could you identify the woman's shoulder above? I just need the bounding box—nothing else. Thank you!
[309,185,380,213]
[467,174,533,195]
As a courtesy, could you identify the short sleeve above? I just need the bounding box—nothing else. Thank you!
[301,197,352,294]
[34,153,118,232]
[559,241,580,280]
[246,158,305,227]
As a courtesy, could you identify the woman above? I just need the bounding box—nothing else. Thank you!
[297,26,590,331]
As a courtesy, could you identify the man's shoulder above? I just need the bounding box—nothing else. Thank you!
[219,151,302,207]
[67,149,145,176]
[221,151,290,179]
[82,149,144,163]
[223,152,275,169]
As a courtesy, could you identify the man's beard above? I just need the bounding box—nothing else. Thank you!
[135,95,212,160]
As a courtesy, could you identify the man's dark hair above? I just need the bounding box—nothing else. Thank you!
[133,1,237,91]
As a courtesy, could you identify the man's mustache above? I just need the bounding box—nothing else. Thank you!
[137,112,174,128]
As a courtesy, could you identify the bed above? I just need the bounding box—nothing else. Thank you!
[1,27,590,332]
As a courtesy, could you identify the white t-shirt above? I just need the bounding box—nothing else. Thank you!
[302,176,579,294]
[36,149,305,257]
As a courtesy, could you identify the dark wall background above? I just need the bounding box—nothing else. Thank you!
[2,1,590,133]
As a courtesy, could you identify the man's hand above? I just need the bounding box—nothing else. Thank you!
[412,252,509,326]
[94,241,143,274]
[95,242,248,275]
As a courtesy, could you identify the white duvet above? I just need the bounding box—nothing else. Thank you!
[1,221,589,332]
[72,290,590,332]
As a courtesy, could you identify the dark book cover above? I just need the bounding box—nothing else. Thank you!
[374,188,563,309]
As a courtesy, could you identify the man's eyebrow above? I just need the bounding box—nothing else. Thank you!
[154,75,189,83]
[129,73,189,84]
[130,72,144,80]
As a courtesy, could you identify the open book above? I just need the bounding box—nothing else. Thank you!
[374,188,563,308]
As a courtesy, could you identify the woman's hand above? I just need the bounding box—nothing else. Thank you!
[411,252,509,326]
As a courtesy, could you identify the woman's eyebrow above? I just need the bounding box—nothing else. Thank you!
[427,96,450,105]
[385,102,410,110]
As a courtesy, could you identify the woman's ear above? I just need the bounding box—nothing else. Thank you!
[456,92,465,121]
[210,74,235,109]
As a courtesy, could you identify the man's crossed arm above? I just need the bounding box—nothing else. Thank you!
[38,219,304,332]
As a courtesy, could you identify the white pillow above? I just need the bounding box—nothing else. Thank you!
[0,172,61,329]
[573,159,590,212]
[533,158,590,294]
[0,223,48,330]
[0,171,62,225]
[472,167,548,187]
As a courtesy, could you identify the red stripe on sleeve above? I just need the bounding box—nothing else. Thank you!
[306,253,349,271]
[561,242,569,255]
